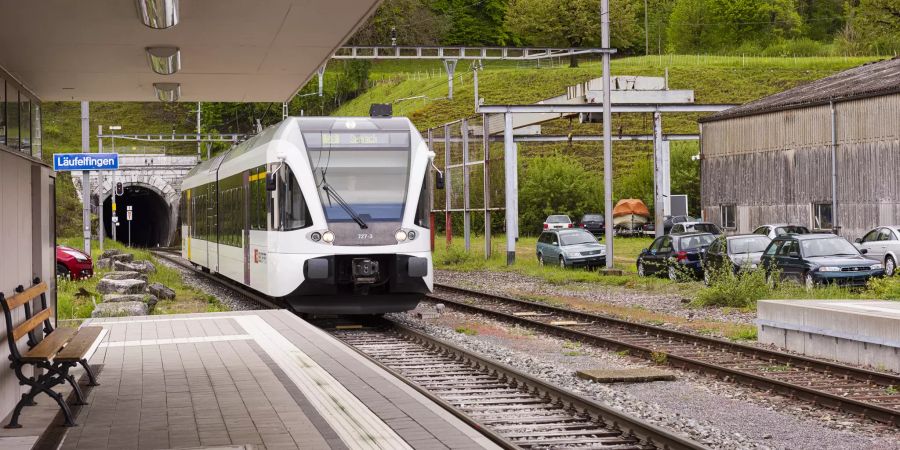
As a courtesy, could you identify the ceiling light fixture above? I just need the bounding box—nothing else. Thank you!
[136,0,179,29]
[153,83,181,102]
[146,47,181,75]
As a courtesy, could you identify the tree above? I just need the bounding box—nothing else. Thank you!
[851,0,900,54]
[518,154,603,235]
[433,0,510,45]
[505,0,644,64]
[666,0,803,53]
[349,0,445,46]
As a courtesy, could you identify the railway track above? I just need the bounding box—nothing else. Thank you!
[428,284,900,427]
[331,320,705,450]
[149,249,283,309]
[148,250,703,448]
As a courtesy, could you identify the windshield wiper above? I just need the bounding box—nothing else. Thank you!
[322,183,368,229]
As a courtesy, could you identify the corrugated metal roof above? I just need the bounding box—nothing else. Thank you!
[701,57,900,122]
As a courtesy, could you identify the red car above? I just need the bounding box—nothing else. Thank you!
[56,246,93,280]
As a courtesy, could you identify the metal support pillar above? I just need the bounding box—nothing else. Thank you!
[98,127,104,254]
[601,0,614,269]
[462,120,471,251]
[111,134,117,242]
[444,124,452,246]
[503,113,519,265]
[196,102,202,156]
[81,101,91,256]
[830,101,838,232]
[653,110,664,238]
[483,114,492,259]
[317,65,326,97]
[443,59,458,100]
[282,102,289,120]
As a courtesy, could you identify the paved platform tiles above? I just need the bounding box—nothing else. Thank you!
[1,310,498,450]
[757,299,900,372]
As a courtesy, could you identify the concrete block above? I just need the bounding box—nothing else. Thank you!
[758,325,786,348]
[576,368,676,383]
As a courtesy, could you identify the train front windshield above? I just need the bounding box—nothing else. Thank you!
[303,129,411,224]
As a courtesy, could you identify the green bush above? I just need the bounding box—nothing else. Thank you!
[761,38,835,57]
[518,153,602,235]
[694,261,771,308]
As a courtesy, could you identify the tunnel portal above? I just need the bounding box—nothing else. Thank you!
[102,185,172,248]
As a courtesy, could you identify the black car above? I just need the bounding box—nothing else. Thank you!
[760,234,885,289]
[637,232,716,281]
[577,213,605,236]
[701,234,771,284]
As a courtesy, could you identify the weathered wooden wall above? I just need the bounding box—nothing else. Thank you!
[701,93,900,240]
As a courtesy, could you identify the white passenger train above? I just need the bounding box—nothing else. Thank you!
[180,116,436,314]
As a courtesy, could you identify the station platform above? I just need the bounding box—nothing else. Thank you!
[757,300,900,372]
[0,310,498,450]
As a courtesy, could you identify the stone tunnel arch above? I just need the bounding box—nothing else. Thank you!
[99,180,179,248]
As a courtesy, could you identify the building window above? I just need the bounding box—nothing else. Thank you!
[720,204,736,229]
[813,203,833,230]
[6,87,18,150]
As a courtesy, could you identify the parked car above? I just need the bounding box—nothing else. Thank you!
[854,226,900,276]
[543,215,573,230]
[752,224,811,240]
[577,213,605,236]
[663,215,697,234]
[536,229,606,269]
[637,232,716,281]
[669,221,723,235]
[56,245,93,280]
[760,234,884,289]
[701,234,771,284]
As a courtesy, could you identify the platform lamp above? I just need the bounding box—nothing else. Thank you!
[109,125,122,242]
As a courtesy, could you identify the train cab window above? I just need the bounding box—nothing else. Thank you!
[279,166,311,231]
[414,172,430,228]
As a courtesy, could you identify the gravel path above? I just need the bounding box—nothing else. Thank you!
[154,256,260,311]
[394,306,900,450]
[437,269,756,325]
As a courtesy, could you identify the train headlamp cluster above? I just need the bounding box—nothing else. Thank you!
[395,229,418,242]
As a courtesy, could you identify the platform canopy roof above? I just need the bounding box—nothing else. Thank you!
[0,0,380,102]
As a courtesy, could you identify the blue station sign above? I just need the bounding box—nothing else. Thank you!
[53,153,119,171]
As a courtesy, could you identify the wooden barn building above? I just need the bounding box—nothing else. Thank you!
[699,57,900,240]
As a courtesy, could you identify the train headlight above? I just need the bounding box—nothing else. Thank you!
[322,231,335,243]
[395,230,408,242]
[310,232,322,242]
[407,230,417,240]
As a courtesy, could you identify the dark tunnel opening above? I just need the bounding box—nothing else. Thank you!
[102,185,170,248]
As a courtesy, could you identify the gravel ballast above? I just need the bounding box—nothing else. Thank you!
[394,307,900,450]
[436,269,756,325]
[154,256,260,311]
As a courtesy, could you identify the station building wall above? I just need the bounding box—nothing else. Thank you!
[700,92,900,240]
[0,65,54,420]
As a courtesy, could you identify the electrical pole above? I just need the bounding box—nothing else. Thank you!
[98,126,104,254]
[197,102,202,157]
[601,0,614,269]
[81,102,91,256]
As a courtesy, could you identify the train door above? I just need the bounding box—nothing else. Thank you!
[243,170,251,284]
[209,181,220,273]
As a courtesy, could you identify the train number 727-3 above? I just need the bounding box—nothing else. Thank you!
[358,233,374,240]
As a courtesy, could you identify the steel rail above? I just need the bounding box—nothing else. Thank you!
[430,284,900,427]
[149,249,283,310]
[330,319,706,450]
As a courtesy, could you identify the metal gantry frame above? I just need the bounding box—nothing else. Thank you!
[330,46,616,100]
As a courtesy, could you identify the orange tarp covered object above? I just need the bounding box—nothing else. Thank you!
[612,199,650,218]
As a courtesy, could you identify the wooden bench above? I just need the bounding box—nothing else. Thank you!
[1,278,103,428]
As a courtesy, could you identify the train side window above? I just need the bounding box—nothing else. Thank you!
[414,171,430,228]
[280,166,311,231]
